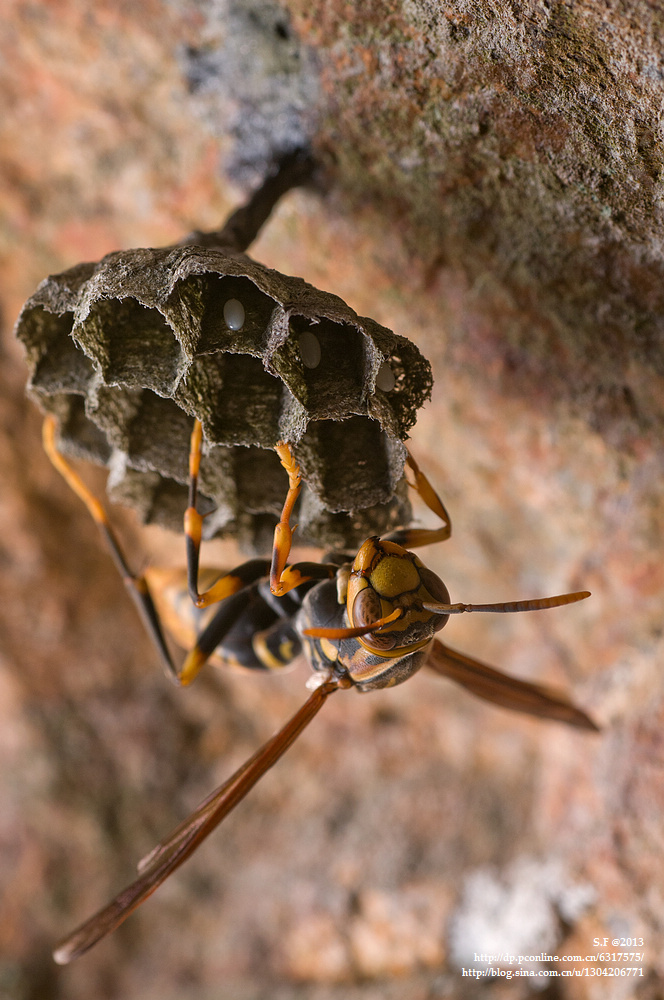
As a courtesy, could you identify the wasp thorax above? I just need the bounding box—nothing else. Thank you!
[369,553,421,598]
[351,538,438,602]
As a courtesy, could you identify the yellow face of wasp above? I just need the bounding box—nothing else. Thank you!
[346,537,451,657]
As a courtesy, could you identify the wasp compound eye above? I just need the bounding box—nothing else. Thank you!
[418,565,451,606]
[350,586,398,652]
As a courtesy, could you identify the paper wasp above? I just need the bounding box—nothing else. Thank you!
[43,414,596,965]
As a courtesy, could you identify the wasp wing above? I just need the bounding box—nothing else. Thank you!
[427,639,598,731]
[53,680,339,965]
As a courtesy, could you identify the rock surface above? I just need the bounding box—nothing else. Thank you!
[1,2,662,999]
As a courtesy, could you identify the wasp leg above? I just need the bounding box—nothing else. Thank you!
[385,450,452,549]
[183,419,274,608]
[269,440,302,593]
[427,639,598,731]
[43,416,180,680]
[269,441,337,597]
[52,677,342,965]
[179,584,266,684]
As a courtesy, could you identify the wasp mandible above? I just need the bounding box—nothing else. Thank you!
[43,414,596,965]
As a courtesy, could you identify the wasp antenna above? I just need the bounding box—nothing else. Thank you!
[304,608,403,640]
[423,591,591,615]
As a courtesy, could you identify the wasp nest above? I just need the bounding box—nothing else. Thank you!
[16,245,432,551]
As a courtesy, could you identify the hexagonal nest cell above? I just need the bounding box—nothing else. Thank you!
[16,245,432,552]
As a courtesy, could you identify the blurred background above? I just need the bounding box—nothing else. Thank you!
[1,2,663,998]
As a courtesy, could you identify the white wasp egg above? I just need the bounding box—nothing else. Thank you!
[376,360,396,392]
[298,330,322,369]
[223,298,245,331]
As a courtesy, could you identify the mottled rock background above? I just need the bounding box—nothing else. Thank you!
[1,2,663,999]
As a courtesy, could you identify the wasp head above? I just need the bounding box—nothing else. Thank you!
[346,537,451,656]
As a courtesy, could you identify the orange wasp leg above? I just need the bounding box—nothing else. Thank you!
[42,415,179,681]
[385,450,452,549]
[184,419,271,611]
[182,427,333,678]
[52,677,343,965]
[269,440,337,598]
[44,415,272,687]
[427,639,598,731]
